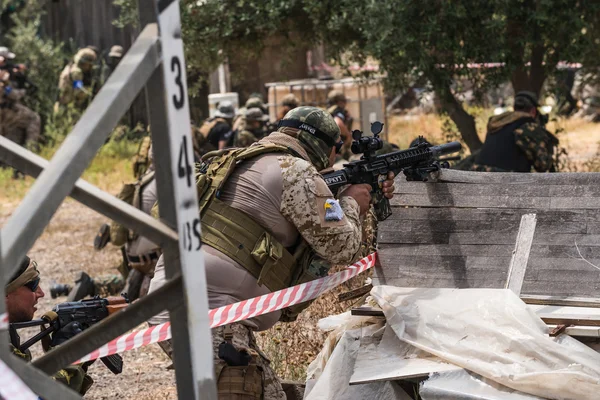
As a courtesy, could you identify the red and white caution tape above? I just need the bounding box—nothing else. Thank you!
[76,252,377,364]
[0,358,39,400]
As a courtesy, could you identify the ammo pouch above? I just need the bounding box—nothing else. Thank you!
[111,171,156,246]
[110,183,136,246]
[198,144,324,321]
[216,363,263,400]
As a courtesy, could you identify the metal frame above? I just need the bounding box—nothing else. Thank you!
[265,77,388,139]
[0,1,217,398]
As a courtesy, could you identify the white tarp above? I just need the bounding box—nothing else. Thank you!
[371,286,600,400]
[420,370,543,400]
[304,313,412,400]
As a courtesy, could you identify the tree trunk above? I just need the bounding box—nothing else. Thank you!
[435,84,482,152]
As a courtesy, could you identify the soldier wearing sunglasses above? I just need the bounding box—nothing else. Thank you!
[6,256,94,395]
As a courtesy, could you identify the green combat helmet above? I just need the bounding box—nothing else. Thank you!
[277,106,341,171]
[245,97,267,113]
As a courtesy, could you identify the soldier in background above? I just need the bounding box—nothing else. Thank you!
[55,48,97,113]
[61,147,160,302]
[471,91,558,172]
[101,45,123,86]
[233,107,270,147]
[327,89,353,159]
[7,255,93,395]
[233,95,268,132]
[277,93,299,121]
[192,100,234,156]
[0,47,41,152]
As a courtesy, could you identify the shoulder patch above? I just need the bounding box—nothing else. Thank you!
[324,199,344,221]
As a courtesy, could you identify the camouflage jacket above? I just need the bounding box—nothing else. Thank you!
[57,63,92,109]
[10,344,93,395]
[233,129,259,148]
[471,111,558,172]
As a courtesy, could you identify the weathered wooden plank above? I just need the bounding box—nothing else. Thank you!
[447,232,519,245]
[522,295,600,308]
[532,234,600,246]
[396,182,552,197]
[398,184,600,199]
[378,244,600,259]
[378,255,512,270]
[551,197,600,209]
[388,208,600,223]
[378,231,450,244]
[380,219,587,235]
[433,169,600,185]
[371,276,509,289]
[390,194,551,209]
[505,214,536,295]
[540,314,600,327]
[378,244,515,257]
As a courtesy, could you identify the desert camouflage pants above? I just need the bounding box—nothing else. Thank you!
[155,324,286,400]
[0,103,41,148]
[93,274,125,297]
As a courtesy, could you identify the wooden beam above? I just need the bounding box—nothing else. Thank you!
[540,314,600,327]
[351,307,385,317]
[338,284,373,302]
[505,214,537,295]
[521,295,600,308]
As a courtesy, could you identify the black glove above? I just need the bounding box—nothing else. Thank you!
[218,342,251,366]
[51,321,83,347]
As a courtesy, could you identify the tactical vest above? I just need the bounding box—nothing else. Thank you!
[475,117,534,172]
[132,136,152,179]
[328,105,352,131]
[194,117,227,152]
[110,170,156,246]
[198,144,321,322]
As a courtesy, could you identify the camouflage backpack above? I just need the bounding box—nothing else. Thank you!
[110,170,156,246]
[132,136,152,179]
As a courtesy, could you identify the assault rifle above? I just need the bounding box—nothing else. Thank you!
[9,296,128,374]
[323,122,461,221]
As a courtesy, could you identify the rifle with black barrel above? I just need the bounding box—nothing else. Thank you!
[322,121,461,221]
[9,295,129,374]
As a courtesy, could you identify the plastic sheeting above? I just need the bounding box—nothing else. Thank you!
[304,326,412,400]
[420,370,543,400]
[371,286,600,400]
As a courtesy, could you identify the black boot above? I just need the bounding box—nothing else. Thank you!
[67,272,96,301]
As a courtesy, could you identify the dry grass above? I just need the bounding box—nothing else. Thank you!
[0,136,140,204]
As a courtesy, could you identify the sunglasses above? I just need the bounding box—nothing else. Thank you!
[335,141,344,154]
[24,277,40,292]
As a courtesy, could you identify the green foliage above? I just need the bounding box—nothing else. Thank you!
[5,10,66,136]
[113,0,139,29]
[115,0,600,89]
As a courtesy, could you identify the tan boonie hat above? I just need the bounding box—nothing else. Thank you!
[6,256,40,294]
[75,48,97,65]
[282,93,299,108]
[108,45,124,58]
[327,89,347,104]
